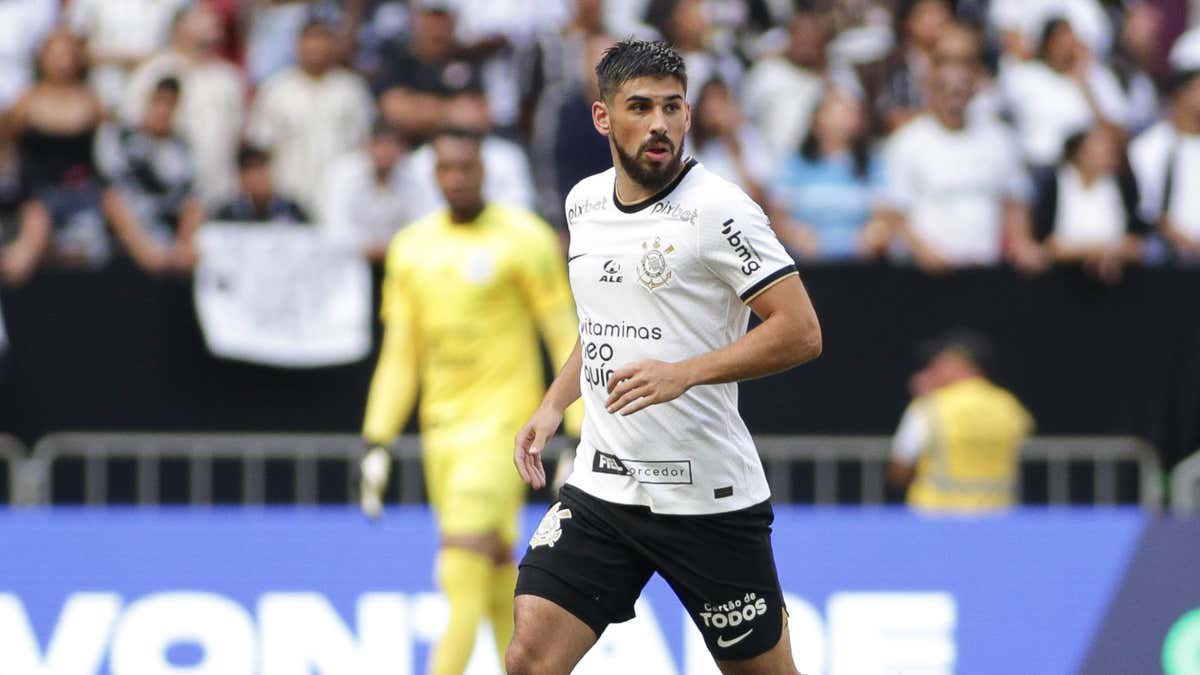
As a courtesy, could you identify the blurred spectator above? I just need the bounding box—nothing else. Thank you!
[1,30,111,284]
[1001,16,1132,168]
[990,0,1112,62]
[743,3,860,160]
[1032,124,1146,284]
[98,78,202,275]
[524,0,612,126]
[246,20,374,214]
[0,0,58,111]
[689,78,772,204]
[120,3,245,208]
[374,2,484,145]
[887,331,1033,513]
[407,89,535,219]
[212,145,309,224]
[66,0,191,110]
[643,0,743,104]
[1129,65,1200,259]
[768,87,889,261]
[856,0,955,135]
[317,121,416,261]
[244,0,353,84]
[1109,1,1161,133]
[531,32,615,229]
[883,24,1043,273]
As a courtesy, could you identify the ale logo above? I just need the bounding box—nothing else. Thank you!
[1164,607,1200,675]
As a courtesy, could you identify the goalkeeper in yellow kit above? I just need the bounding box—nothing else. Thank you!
[359,127,581,674]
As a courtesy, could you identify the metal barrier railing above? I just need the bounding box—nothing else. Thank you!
[23,432,1163,508]
[1171,448,1200,515]
[0,434,28,503]
[756,435,1162,509]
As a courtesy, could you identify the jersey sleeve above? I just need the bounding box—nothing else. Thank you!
[361,239,420,445]
[697,187,798,304]
[891,401,931,465]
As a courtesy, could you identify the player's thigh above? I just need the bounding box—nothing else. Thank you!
[716,616,800,675]
[505,594,597,675]
[652,499,789,661]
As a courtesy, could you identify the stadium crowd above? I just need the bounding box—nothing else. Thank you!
[0,0,1198,286]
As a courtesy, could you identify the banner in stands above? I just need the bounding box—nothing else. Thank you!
[0,508,1169,675]
[193,224,371,368]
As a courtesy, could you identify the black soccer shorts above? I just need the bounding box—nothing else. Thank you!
[515,483,787,661]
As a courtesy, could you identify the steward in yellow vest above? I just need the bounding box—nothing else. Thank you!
[887,333,1033,513]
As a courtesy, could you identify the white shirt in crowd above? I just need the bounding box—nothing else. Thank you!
[67,0,190,109]
[884,114,1029,265]
[989,0,1112,58]
[690,126,775,195]
[0,0,56,110]
[742,57,860,161]
[246,67,375,213]
[1052,166,1126,247]
[1001,59,1131,166]
[563,159,797,515]
[120,52,245,208]
[317,149,418,251]
[406,135,536,220]
[1129,121,1200,242]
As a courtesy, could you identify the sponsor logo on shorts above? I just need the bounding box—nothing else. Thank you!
[716,629,753,648]
[529,502,572,549]
[591,451,692,484]
[700,593,769,635]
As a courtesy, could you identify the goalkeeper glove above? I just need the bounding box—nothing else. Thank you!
[359,444,391,520]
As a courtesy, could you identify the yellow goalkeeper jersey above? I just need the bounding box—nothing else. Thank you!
[362,203,581,449]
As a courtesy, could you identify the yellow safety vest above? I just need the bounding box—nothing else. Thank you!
[908,377,1033,513]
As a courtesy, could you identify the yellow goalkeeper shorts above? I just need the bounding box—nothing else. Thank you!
[423,436,526,546]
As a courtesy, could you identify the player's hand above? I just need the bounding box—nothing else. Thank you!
[359,445,391,521]
[606,360,690,416]
[514,406,561,489]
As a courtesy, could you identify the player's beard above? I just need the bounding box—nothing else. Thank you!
[612,132,685,194]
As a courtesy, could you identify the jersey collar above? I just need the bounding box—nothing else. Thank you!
[612,157,698,214]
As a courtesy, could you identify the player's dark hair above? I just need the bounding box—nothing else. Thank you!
[1061,128,1090,165]
[595,38,687,102]
[236,143,271,170]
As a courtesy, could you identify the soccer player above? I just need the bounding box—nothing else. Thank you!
[359,128,581,675]
[506,40,822,674]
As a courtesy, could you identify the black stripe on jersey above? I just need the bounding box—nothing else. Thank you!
[612,157,698,214]
[739,264,798,302]
[567,253,587,263]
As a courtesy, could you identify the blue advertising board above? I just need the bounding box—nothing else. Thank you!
[0,507,1159,674]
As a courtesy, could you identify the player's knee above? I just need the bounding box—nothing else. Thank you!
[504,638,553,675]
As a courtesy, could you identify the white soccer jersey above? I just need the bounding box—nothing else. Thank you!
[563,159,798,515]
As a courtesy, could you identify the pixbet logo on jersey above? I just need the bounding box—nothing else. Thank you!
[721,219,763,275]
[650,200,699,225]
[567,196,607,224]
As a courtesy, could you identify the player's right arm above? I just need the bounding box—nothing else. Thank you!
[514,338,582,490]
[359,240,420,518]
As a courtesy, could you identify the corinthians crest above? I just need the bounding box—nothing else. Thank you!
[638,237,675,291]
[529,502,572,549]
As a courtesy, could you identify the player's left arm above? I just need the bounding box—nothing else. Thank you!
[606,274,820,415]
